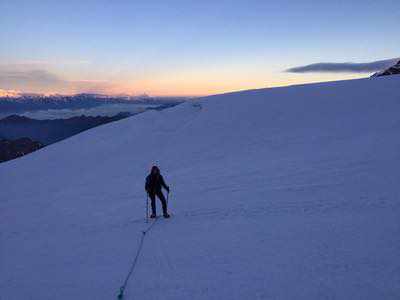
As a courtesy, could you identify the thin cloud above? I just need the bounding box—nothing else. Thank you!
[0,69,64,92]
[0,60,90,68]
[286,58,399,74]
[0,67,117,95]
[71,80,116,94]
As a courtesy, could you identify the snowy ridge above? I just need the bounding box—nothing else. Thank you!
[1,76,400,299]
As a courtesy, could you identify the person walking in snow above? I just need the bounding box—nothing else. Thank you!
[145,166,170,218]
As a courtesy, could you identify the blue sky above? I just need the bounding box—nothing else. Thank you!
[0,0,399,95]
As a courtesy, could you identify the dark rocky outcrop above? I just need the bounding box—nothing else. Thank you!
[0,138,43,163]
[373,59,400,77]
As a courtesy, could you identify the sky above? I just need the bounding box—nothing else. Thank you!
[0,0,399,96]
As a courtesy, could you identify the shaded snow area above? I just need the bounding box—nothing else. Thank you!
[1,76,400,299]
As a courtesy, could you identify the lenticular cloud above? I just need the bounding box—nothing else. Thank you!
[286,58,399,74]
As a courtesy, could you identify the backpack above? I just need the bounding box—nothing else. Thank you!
[145,175,151,191]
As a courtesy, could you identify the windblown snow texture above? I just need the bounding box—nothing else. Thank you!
[1,75,400,299]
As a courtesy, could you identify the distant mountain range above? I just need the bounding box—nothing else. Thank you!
[0,93,186,114]
[0,97,183,163]
[0,113,132,146]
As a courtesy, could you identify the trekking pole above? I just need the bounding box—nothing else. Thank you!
[146,193,149,223]
[167,191,169,209]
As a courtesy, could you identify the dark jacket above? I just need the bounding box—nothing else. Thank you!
[145,173,169,194]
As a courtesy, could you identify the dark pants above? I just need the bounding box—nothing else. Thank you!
[149,190,167,215]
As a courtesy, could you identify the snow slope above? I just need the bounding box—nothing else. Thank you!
[1,76,400,299]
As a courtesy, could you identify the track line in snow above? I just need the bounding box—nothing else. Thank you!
[117,217,159,299]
